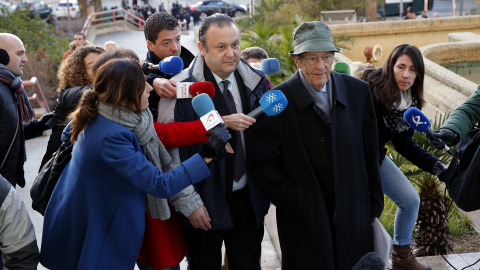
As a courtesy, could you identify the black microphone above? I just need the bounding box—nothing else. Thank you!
[353,252,385,270]
[403,107,455,156]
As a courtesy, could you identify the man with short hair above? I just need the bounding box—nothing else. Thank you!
[0,33,53,188]
[172,13,270,270]
[0,33,48,269]
[240,46,268,69]
[249,21,384,269]
[62,32,88,60]
[143,12,195,117]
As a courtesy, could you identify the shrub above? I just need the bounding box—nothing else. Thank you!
[0,8,70,110]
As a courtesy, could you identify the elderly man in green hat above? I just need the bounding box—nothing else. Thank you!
[248,21,384,269]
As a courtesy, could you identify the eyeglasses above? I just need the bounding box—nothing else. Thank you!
[299,53,334,66]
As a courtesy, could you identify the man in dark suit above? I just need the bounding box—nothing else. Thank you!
[172,13,270,270]
[248,21,384,270]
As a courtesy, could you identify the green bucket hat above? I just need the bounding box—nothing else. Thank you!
[288,21,340,57]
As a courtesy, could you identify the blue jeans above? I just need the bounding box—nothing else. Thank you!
[379,156,420,246]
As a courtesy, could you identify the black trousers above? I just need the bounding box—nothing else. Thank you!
[181,187,263,270]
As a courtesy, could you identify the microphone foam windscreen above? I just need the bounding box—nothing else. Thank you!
[259,90,288,116]
[261,58,280,75]
[189,81,215,98]
[192,93,215,117]
[353,252,385,270]
[403,107,431,132]
[160,56,184,75]
[333,62,351,75]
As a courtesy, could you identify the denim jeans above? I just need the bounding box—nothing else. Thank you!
[379,156,420,246]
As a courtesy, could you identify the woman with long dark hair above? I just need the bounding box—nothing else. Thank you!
[40,58,230,269]
[360,44,445,270]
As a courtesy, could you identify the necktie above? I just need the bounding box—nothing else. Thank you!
[221,80,245,182]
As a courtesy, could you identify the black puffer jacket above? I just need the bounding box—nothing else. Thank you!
[40,84,92,169]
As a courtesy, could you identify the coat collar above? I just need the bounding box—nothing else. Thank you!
[291,70,349,112]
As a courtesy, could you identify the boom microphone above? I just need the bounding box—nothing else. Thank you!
[260,58,281,75]
[144,56,184,75]
[247,90,288,119]
[403,107,455,156]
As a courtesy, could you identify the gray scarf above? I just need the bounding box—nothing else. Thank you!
[98,102,172,220]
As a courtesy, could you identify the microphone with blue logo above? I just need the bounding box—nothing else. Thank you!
[247,90,288,119]
[143,56,184,75]
[403,107,455,156]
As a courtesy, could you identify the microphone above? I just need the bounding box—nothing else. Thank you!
[260,58,280,75]
[176,81,216,99]
[333,62,351,75]
[192,93,225,131]
[353,252,385,270]
[192,93,233,153]
[247,90,288,119]
[143,56,184,75]
[403,107,455,156]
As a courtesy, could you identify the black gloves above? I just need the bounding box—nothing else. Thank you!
[37,112,55,131]
[427,128,459,148]
[199,125,232,160]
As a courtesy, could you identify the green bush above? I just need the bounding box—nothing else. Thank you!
[0,8,70,110]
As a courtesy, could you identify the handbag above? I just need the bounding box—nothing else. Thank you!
[440,125,480,212]
[30,131,73,215]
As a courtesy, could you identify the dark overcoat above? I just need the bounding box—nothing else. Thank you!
[249,71,384,270]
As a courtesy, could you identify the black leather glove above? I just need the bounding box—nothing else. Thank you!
[199,125,232,160]
[37,112,55,130]
[428,128,459,147]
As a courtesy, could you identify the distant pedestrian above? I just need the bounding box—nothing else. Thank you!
[104,40,117,51]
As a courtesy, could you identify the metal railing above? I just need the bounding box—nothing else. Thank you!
[81,8,146,37]
[23,77,51,113]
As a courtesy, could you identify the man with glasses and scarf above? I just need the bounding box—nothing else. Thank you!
[248,21,384,270]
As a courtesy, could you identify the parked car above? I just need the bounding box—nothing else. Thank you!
[15,0,51,18]
[190,0,246,20]
[0,0,15,14]
[55,0,79,19]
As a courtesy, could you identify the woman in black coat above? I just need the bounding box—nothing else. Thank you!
[359,44,445,270]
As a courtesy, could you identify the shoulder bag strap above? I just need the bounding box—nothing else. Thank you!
[1,118,19,170]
